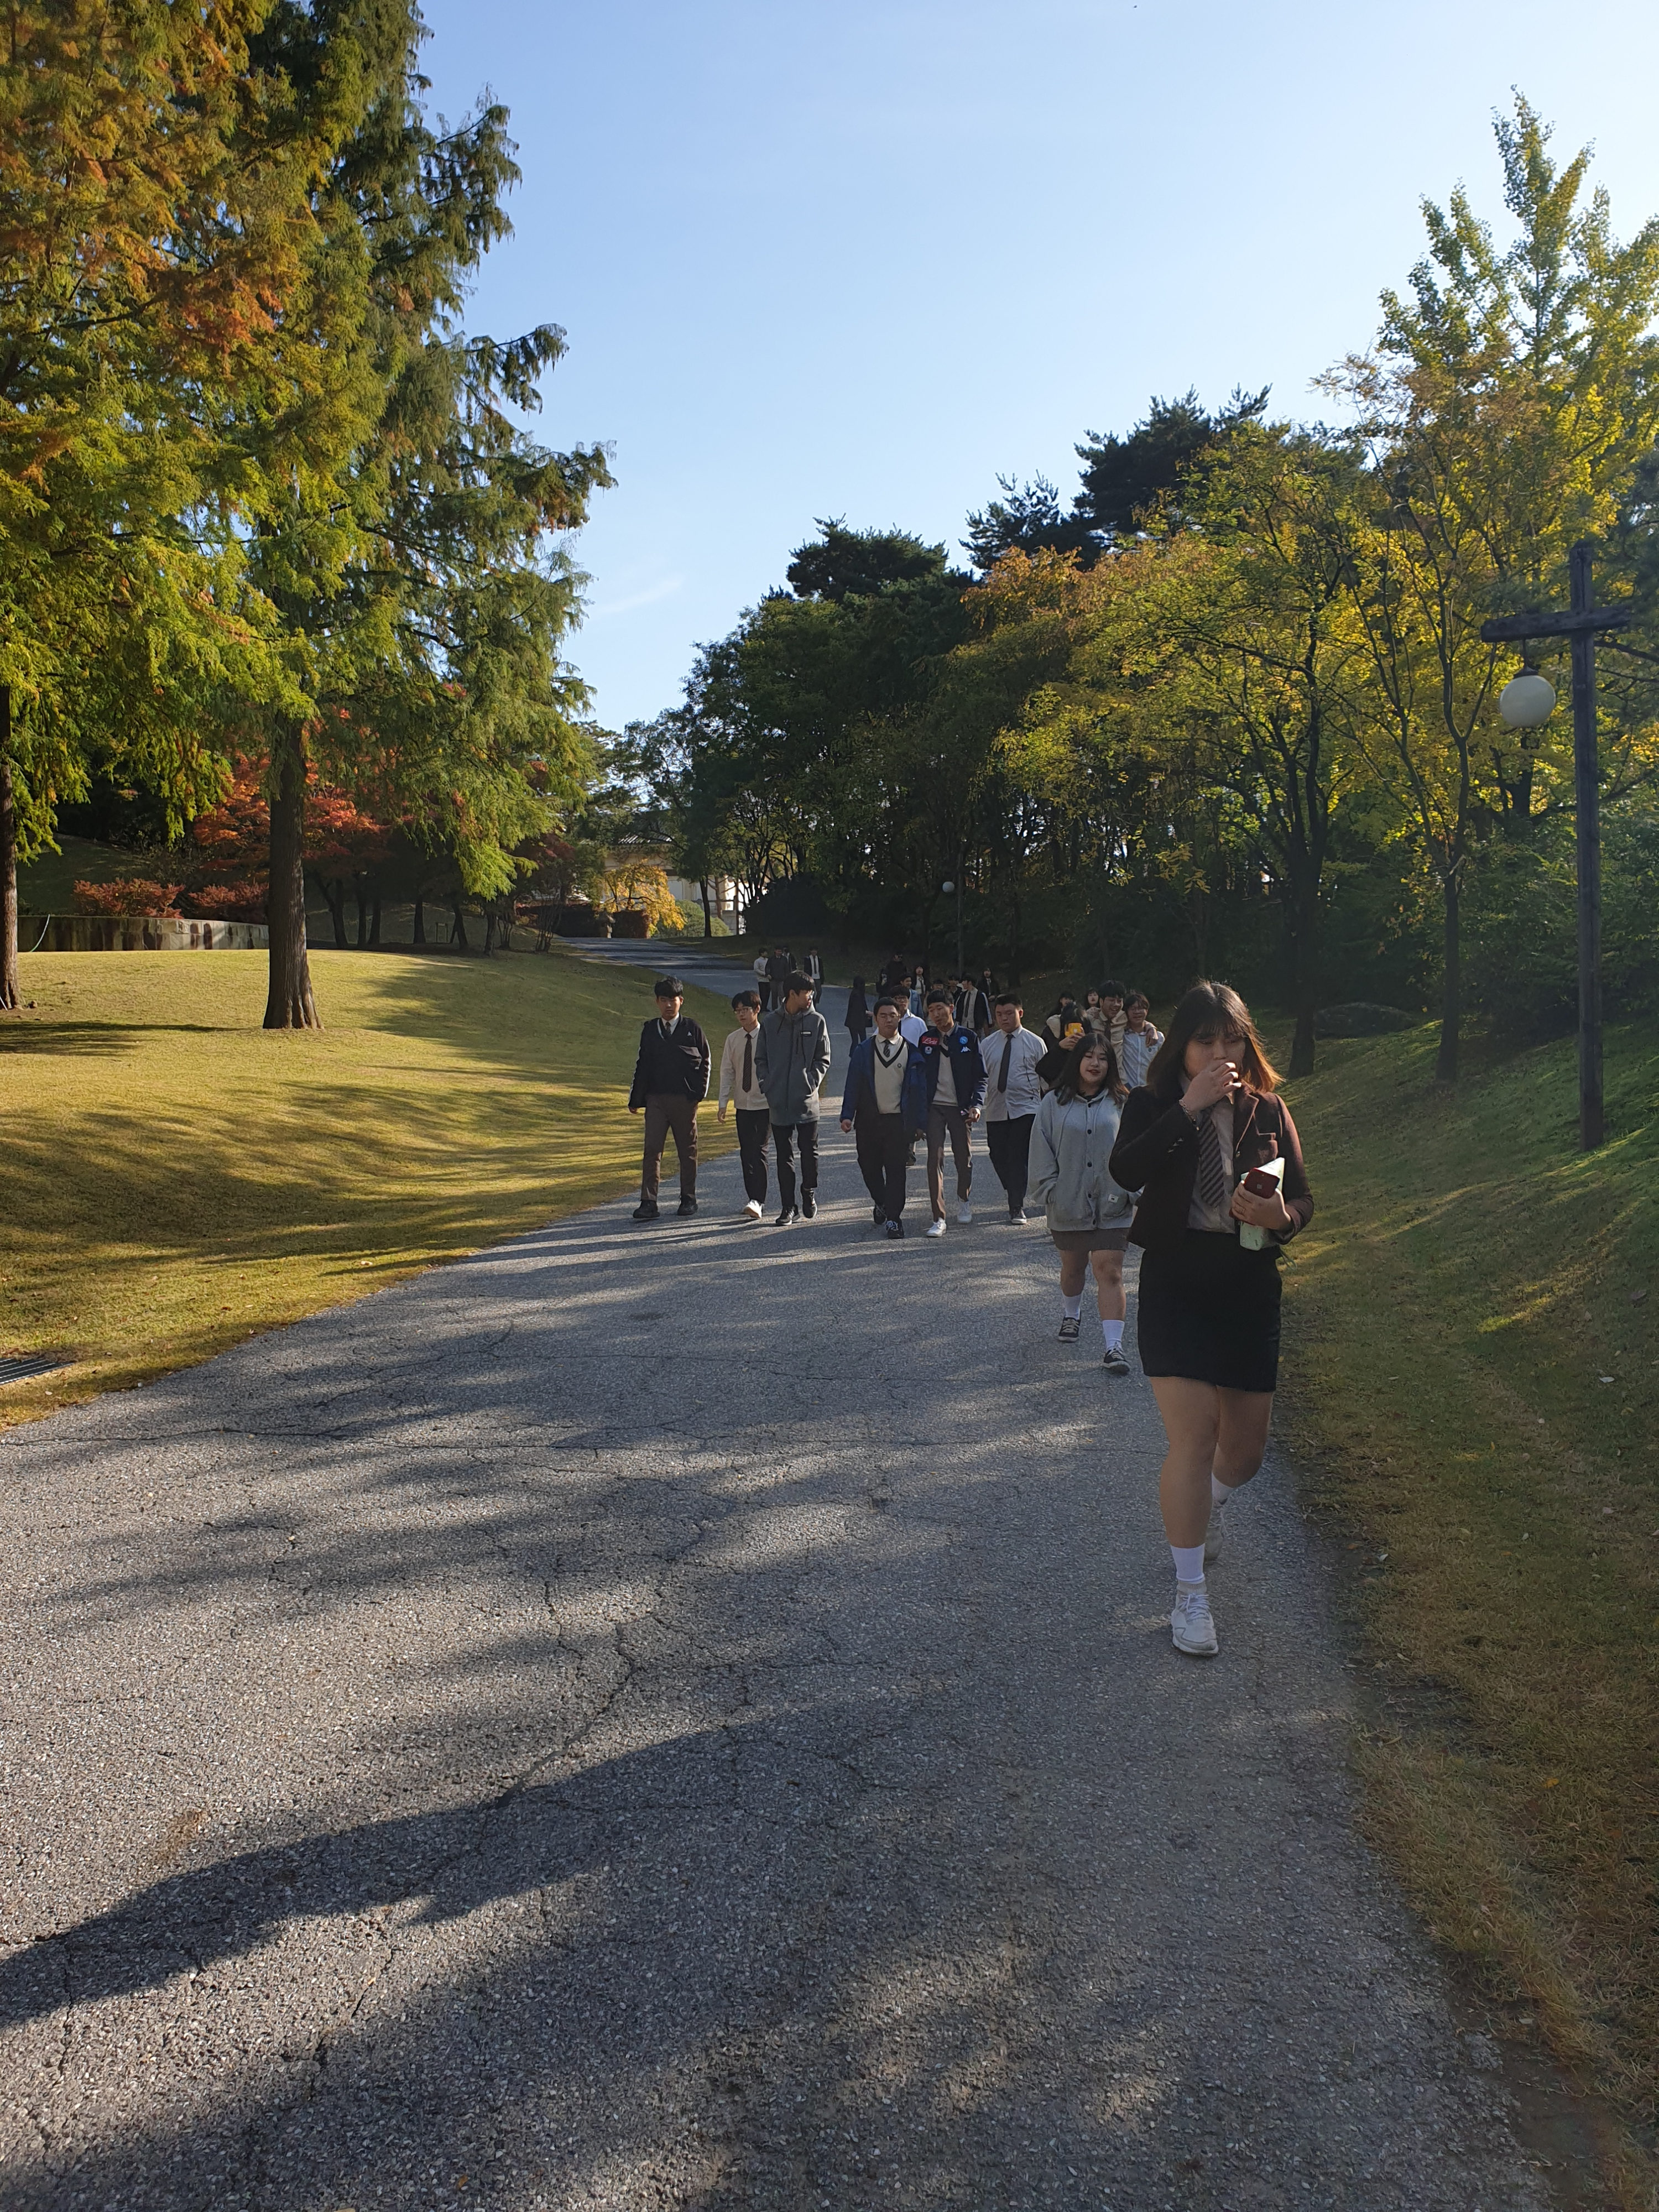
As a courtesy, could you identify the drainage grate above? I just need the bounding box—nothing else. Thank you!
[0,1355,66,1387]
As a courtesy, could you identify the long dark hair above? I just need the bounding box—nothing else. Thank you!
[1145,980,1279,1100]
[1052,1030,1128,1104]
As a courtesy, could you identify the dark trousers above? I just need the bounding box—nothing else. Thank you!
[734,1107,771,1204]
[985,1113,1034,1215]
[926,1101,973,1218]
[773,1120,818,1209]
[641,1094,697,1202]
[854,1105,909,1220]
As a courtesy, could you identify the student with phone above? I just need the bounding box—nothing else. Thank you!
[1109,980,1313,1660]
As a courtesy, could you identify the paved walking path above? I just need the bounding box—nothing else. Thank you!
[2,1115,1550,2209]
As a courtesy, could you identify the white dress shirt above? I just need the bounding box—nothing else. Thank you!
[980,1025,1045,1120]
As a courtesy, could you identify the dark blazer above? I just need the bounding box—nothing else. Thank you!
[628,1015,711,1110]
[956,985,990,1034]
[839,1034,928,1135]
[1109,1084,1313,1251]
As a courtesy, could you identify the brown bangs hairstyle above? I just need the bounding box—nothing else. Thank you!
[1052,1030,1128,1104]
[1144,981,1279,1100]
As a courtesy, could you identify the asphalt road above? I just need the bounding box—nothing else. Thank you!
[1,1087,1553,2209]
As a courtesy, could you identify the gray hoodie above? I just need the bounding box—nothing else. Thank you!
[755,1005,832,1124]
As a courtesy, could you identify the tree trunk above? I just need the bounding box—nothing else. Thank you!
[353,874,368,947]
[700,877,712,938]
[1436,872,1460,1084]
[369,884,381,947]
[1286,895,1318,1079]
[412,891,425,945]
[0,687,18,1013]
[320,879,348,947]
[1288,958,1317,1079]
[264,733,321,1030]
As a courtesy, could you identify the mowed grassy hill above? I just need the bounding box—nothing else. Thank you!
[0,946,735,1429]
[1279,1021,1657,2194]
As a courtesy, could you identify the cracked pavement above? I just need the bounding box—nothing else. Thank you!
[1,1112,1553,2210]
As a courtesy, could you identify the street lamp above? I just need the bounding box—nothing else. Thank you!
[1481,541,1630,1150]
[1496,669,1557,729]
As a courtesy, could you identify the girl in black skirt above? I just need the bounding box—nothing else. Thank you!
[1109,982,1313,1659]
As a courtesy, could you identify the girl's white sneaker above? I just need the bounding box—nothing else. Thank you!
[1171,1585,1218,1656]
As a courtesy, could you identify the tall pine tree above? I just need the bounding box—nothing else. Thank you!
[243,1,612,1029]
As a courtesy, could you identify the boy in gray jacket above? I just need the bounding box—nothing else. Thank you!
[755,972,833,1227]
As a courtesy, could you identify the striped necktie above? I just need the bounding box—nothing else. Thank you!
[1197,1109,1228,1208]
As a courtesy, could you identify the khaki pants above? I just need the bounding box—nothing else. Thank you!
[641,1094,698,1202]
[926,1101,973,1219]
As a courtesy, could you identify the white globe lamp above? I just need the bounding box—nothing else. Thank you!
[941,880,954,895]
[1498,670,1557,729]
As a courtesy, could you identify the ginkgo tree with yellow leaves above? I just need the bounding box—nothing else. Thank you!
[1324,95,1659,1080]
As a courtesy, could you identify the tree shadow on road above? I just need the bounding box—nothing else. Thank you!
[0,1187,1499,2212]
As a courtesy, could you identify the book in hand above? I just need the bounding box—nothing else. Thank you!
[1237,1157,1285,1249]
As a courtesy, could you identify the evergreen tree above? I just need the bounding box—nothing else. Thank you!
[242,0,612,1027]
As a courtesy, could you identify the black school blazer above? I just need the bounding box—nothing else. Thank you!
[1108,1085,1313,1251]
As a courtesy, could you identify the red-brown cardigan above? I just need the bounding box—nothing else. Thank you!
[1108,1084,1314,1252]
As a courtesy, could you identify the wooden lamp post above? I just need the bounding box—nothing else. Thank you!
[1480,541,1629,1151]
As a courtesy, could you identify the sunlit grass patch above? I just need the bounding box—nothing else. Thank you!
[0,945,735,1427]
[1278,1020,1658,2194]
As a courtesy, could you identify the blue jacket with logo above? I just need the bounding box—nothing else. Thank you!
[916,1022,988,1113]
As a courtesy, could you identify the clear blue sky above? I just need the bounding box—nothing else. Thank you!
[418,0,1659,733]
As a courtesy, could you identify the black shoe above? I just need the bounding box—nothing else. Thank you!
[885,1218,904,1239]
[632,1200,659,1222]
[775,1206,800,1228]
[872,1202,886,1226]
[801,1191,817,1218]
[677,1194,698,1216]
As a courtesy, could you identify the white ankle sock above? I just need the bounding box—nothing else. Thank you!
[1170,1544,1206,1585]
[1061,1292,1083,1319]
[1210,1474,1234,1507]
[1102,1317,1124,1349]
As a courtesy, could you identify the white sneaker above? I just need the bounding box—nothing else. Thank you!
[742,1200,763,1222]
[925,1217,946,1237]
[957,1200,973,1224]
[1204,1499,1226,1564]
[1171,1584,1218,1657]
[1009,1209,1028,1225]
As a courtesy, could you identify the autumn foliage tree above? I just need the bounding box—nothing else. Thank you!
[0,0,365,1008]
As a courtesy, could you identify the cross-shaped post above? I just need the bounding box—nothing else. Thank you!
[1480,541,1629,1151]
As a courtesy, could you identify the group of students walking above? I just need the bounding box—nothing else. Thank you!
[627,965,1313,1660]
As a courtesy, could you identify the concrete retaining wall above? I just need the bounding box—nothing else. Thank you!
[20,916,270,953]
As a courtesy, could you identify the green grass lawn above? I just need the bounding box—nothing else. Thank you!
[0,945,734,1430]
[1278,1021,1657,2195]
